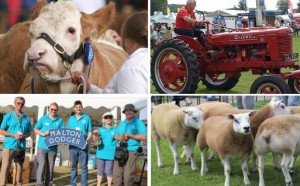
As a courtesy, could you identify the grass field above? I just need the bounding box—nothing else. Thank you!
[151,37,300,94]
[151,100,300,186]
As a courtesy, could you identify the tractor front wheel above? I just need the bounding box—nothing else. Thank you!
[151,39,200,94]
[250,75,291,94]
[288,78,300,93]
[202,73,241,90]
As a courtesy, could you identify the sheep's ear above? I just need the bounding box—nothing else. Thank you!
[81,2,116,38]
[30,0,48,20]
[249,111,257,117]
[270,97,283,105]
[183,110,191,115]
[227,114,234,120]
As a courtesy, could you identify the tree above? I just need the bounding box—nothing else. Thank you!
[277,0,289,13]
[168,4,184,13]
[237,0,247,10]
[151,0,168,15]
[296,0,300,13]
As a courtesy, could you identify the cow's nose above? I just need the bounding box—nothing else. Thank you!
[27,48,46,61]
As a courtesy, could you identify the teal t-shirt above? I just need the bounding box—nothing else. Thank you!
[115,117,147,152]
[0,112,32,150]
[35,114,64,151]
[67,113,92,149]
[96,125,116,160]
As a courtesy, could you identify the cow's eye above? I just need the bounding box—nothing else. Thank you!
[68,27,76,34]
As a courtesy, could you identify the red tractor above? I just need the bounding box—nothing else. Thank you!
[151,18,299,94]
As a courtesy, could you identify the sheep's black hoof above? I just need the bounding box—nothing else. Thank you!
[289,168,294,175]
[286,181,292,186]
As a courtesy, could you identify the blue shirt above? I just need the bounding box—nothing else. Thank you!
[67,113,92,149]
[0,112,32,150]
[35,114,64,151]
[115,117,146,152]
[96,125,116,160]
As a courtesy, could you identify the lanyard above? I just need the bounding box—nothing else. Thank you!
[13,112,23,146]
[13,112,22,133]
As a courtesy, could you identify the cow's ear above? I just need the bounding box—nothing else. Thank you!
[30,0,48,20]
[81,2,116,38]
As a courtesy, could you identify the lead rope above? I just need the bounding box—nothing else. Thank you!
[31,74,87,94]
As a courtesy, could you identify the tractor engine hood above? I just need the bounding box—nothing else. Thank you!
[209,27,293,45]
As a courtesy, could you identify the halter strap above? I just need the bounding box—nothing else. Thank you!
[38,33,83,64]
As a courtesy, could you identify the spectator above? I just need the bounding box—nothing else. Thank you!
[287,96,299,106]
[236,96,254,110]
[274,18,280,28]
[151,26,158,48]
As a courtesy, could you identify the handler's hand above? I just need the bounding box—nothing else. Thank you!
[44,131,50,136]
[14,134,23,141]
[71,71,91,93]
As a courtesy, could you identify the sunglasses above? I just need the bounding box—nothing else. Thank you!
[104,115,113,119]
[16,102,24,106]
[50,108,58,112]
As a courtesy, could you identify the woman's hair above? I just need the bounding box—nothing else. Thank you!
[121,11,148,48]
[49,102,58,108]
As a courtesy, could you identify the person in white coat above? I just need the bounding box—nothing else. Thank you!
[72,11,149,94]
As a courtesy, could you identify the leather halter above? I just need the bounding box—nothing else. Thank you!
[37,33,83,64]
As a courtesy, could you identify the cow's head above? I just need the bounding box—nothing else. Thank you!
[24,0,115,92]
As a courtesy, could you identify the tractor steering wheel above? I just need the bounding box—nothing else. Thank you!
[195,10,205,20]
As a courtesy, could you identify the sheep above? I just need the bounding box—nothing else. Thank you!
[151,103,204,175]
[197,112,256,186]
[197,101,253,120]
[289,106,300,114]
[250,98,292,171]
[254,115,300,186]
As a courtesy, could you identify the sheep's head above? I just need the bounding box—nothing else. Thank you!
[24,0,115,84]
[228,111,256,135]
[183,107,204,130]
[270,99,292,116]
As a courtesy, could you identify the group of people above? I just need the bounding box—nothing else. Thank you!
[0,97,147,186]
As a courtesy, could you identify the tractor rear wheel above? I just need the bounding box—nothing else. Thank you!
[288,78,300,93]
[202,73,241,90]
[250,75,291,94]
[151,39,200,94]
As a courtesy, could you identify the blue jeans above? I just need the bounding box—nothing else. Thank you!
[69,148,88,186]
[288,96,300,106]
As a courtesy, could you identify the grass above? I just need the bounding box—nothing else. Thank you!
[151,100,300,186]
[151,37,300,94]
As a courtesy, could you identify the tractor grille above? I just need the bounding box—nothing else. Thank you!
[278,35,292,59]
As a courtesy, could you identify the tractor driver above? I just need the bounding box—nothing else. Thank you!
[174,0,207,45]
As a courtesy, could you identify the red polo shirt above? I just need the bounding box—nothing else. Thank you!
[175,5,196,30]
